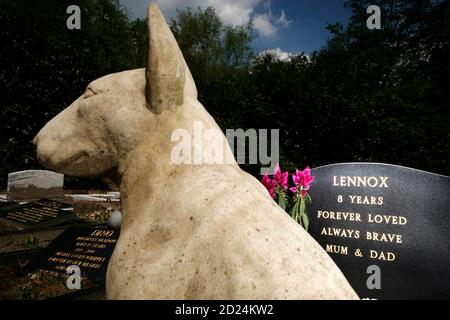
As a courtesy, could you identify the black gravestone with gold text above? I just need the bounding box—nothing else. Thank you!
[309,163,450,300]
[31,226,119,284]
[0,199,76,230]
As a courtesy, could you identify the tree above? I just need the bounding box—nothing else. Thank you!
[0,0,139,188]
[169,7,254,129]
[0,0,448,190]
[316,0,450,173]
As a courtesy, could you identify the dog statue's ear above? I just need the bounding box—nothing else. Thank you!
[146,4,196,113]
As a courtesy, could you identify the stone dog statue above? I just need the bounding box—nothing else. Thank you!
[33,4,358,299]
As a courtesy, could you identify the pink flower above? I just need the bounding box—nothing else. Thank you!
[290,187,309,197]
[290,166,315,195]
[261,174,276,198]
[260,163,289,198]
[273,163,289,190]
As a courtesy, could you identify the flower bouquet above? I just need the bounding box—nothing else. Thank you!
[261,164,314,231]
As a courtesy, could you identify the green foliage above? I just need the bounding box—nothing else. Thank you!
[312,0,450,172]
[0,1,448,191]
[22,236,41,249]
[288,192,311,231]
[190,0,449,175]
[170,7,253,69]
[168,7,254,122]
[275,188,289,211]
[0,0,144,188]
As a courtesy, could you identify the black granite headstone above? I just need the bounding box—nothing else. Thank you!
[0,199,75,229]
[31,226,119,284]
[309,163,450,299]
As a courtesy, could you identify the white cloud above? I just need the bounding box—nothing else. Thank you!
[253,13,277,37]
[258,48,293,61]
[276,10,292,28]
[206,0,259,26]
[252,10,293,38]
[258,48,311,63]
[120,0,292,37]
[122,0,258,25]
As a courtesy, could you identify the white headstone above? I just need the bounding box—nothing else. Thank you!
[7,170,64,201]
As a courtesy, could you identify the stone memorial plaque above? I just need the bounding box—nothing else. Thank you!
[309,163,450,299]
[31,227,119,284]
[7,170,64,201]
[0,199,75,230]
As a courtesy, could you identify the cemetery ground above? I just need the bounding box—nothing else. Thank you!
[0,190,120,300]
[1,163,450,300]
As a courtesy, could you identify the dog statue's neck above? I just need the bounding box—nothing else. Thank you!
[115,101,237,223]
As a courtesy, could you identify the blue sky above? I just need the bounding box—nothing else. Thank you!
[121,0,351,54]
[252,0,351,53]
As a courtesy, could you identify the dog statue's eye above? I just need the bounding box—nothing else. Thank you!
[84,87,97,99]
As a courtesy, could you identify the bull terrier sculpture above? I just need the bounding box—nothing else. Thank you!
[34,4,358,300]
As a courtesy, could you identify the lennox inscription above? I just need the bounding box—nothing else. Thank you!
[309,163,450,300]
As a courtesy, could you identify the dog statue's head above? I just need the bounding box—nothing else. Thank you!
[33,4,197,177]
